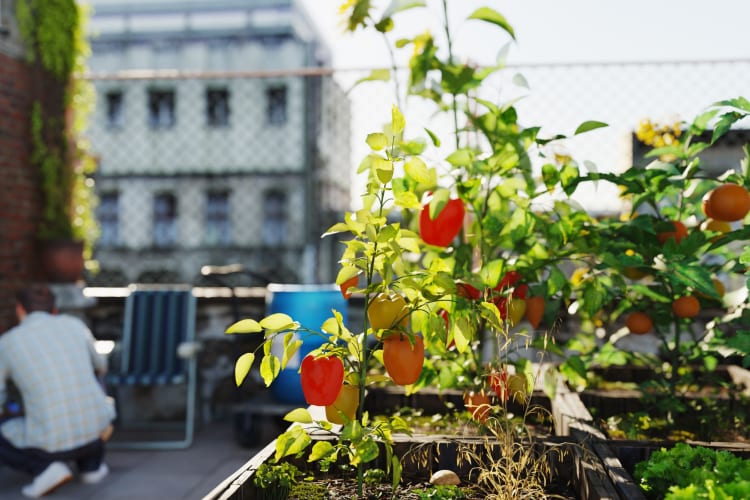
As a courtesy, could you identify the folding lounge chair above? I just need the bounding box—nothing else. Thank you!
[106,287,198,449]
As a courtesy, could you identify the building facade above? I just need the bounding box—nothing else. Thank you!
[85,0,351,286]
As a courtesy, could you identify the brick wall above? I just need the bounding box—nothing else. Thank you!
[0,50,38,332]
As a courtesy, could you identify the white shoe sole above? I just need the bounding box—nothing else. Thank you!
[81,463,109,485]
[22,462,73,498]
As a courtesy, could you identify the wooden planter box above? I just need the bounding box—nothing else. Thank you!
[558,364,750,500]
[206,386,637,500]
[579,364,750,443]
[204,431,629,500]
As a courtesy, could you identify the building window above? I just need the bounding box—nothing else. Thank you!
[153,193,177,247]
[262,190,287,246]
[205,191,231,246]
[105,90,124,129]
[266,85,287,125]
[0,0,9,33]
[206,88,230,127]
[97,192,120,248]
[148,89,176,128]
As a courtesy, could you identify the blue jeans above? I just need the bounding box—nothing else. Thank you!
[0,417,104,476]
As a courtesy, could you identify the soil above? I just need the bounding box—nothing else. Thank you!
[287,469,578,499]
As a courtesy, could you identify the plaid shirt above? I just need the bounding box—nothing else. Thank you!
[0,312,115,452]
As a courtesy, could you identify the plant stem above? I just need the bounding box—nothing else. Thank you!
[440,0,460,151]
[382,34,403,111]
[356,184,389,497]
[670,314,681,401]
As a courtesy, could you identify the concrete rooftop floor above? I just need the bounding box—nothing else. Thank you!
[0,420,260,500]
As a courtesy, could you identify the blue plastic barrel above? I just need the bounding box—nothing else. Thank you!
[267,284,348,404]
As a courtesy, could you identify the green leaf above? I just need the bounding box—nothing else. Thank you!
[352,68,390,88]
[380,0,425,20]
[322,222,351,237]
[594,343,629,366]
[702,354,718,372]
[321,316,342,336]
[726,331,750,359]
[666,262,714,295]
[234,352,255,386]
[260,354,281,386]
[336,266,359,285]
[542,365,559,399]
[452,317,472,353]
[690,109,719,134]
[284,408,313,424]
[281,335,302,370]
[391,105,405,135]
[366,132,388,151]
[354,438,380,464]
[428,189,450,218]
[445,149,473,167]
[225,318,262,334]
[541,163,559,189]
[512,72,529,89]
[375,160,394,184]
[547,266,569,296]
[574,120,608,135]
[711,111,744,144]
[481,259,504,287]
[403,157,431,183]
[392,456,403,490]
[260,313,297,332]
[396,235,421,253]
[467,7,515,39]
[559,355,588,390]
[424,127,441,147]
[478,301,503,332]
[308,440,335,462]
[394,191,423,210]
[560,163,581,196]
[713,96,750,113]
[274,426,311,461]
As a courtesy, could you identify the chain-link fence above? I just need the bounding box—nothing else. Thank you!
[85,59,750,286]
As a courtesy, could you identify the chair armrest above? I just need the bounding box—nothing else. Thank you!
[95,340,117,357]
[177,341,203,359]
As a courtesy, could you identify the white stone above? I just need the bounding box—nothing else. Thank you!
[429,469,460,486]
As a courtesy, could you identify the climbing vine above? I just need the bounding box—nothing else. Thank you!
[15,0,98,258]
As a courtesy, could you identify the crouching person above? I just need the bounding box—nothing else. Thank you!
[0,284,116,497]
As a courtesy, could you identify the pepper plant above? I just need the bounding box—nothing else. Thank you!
[558,98,750,423]
[342,0,610,408]
[225,0,605,493]
[226,104,439,496]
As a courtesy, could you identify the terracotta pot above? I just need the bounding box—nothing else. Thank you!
[39,239,85,283]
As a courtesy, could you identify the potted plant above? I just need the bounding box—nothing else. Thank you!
[16,0,99,282]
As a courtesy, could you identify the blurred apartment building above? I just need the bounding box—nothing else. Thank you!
[84,0,351,286]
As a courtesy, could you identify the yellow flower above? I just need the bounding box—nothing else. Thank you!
[570,267,589,286]
[554,153,572,165]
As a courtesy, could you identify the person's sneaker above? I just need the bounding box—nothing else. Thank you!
[80,463,109,485]
[21,462,72,498]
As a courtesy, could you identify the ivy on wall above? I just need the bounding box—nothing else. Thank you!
[15,0,99,258]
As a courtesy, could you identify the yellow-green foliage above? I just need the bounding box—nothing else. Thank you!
[16,0,99,254]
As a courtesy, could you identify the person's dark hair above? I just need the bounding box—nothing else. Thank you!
[16,284,56,313]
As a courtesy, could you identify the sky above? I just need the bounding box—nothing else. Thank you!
[300,0,750,69]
